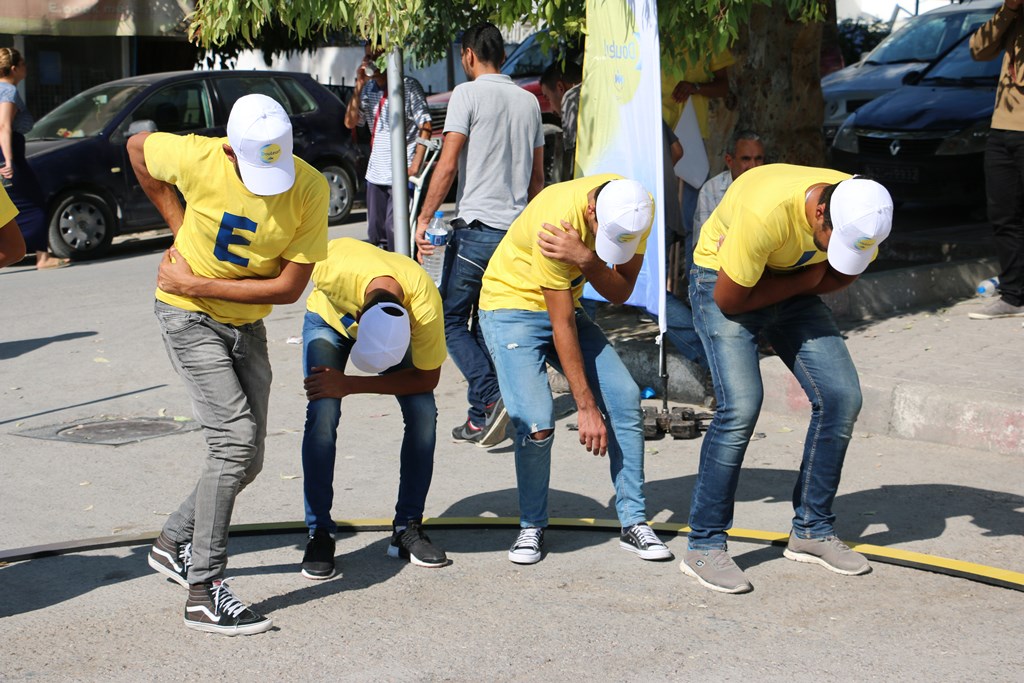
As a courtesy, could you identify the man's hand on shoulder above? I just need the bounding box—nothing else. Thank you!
[157,246,199,296]
[537,220,596,268]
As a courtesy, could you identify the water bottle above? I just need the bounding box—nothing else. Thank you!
[976,277,999,297]
[422,211,449,286]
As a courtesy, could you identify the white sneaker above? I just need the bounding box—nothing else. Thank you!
[508,527,544,564]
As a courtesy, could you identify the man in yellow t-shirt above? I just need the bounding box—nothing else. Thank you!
[0,184,27,267]
[126,94,328,636]
[298,237,448,579]
[478,175,672,565]
[680,164,893,595]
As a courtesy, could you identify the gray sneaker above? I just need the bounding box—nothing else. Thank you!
[968,298,1024,319]
[783,533,870,576]
[680,548,753,594]
[479,398,511,447]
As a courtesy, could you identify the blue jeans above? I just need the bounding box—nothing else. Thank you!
[681,181,699,273]
[479,308,649,529]
[687,266,862,549]
[154,301,270,584]
[301,311,437,531]
[658,290,708,370]
[439,220,505,425]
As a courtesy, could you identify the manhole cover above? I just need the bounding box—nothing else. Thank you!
[14,416,199,446]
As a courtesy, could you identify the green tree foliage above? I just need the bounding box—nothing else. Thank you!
[189,0,827,67]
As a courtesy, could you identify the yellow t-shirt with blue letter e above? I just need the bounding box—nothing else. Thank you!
[145,132,329,325]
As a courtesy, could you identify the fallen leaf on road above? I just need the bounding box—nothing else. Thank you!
[173,416,190,422]
[83,505,93,511]
[94,357,109,363]
[280,474,301,480]
[158,408,167,417]
[79,481,90,486]
[777,427,793,433]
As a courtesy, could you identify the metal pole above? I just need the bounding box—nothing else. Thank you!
[659,333,668,412]
[387,48,411,257]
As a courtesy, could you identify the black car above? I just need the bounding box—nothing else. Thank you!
[25,70,367,259]
[830,34,1000,205]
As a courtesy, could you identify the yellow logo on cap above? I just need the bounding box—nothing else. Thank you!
[854,237,876,251]
[260,143,281,165]
[616,233,638,244]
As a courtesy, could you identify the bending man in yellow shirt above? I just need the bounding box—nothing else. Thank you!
[128,94,328,635]
[681,164,892,594]
[299,237,449,580]
[479,176,672,565]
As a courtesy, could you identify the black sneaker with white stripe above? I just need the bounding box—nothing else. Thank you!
[184,579,272,636]
[301,528,336,580]
[508,527,544,564]
[148,532,192,587]
[387,521,449,568]
[620,523,673,560]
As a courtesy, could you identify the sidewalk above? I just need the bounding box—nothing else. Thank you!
[588,254,1023,456]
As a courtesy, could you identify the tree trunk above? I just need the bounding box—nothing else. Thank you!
[707,4,827,170]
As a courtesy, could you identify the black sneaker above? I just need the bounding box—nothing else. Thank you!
[619,523,674,561]
[387,521,448,568]
[184,579,272,636]
[478,398,511,447]
[452,419,484,444]
[508,527,544,564]
[300,528,336,580]
[148,532,192,588]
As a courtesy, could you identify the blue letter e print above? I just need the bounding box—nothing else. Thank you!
[214,212,257,266]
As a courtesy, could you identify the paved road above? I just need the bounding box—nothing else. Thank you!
[1,210,1021,680]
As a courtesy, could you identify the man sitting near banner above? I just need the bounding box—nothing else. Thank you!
[478,175,673,565]
[681,165,893,594]
[694,130,766,246]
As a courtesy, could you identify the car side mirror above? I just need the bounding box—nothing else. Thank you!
[127,119,158,136]
[902,71,922,86]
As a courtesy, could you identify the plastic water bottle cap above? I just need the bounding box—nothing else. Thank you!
[434,210,444,218]
[641,387,655,399]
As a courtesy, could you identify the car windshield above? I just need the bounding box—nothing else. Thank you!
[921,35,1002,85]
[502,33,552,78]
[27,84,145,140]
[865,9,994,65]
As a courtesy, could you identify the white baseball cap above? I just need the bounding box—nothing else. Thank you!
[826,178,894,276]
[350,301,411,374]
[226,94,295,196]
[594,179,654,265]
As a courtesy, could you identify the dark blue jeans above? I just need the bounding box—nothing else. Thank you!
[301,311,437,531]
[439,220,505,425]
[984,129,1024,306]
[688,266,862,549]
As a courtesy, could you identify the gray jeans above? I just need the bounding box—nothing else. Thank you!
[154,300,271,583]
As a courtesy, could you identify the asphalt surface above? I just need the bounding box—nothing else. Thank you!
[1,210,1022,681]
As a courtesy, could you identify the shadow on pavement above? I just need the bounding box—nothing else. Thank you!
[0,331,98,361]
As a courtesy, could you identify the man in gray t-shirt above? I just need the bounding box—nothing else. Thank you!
[416,21,544,446]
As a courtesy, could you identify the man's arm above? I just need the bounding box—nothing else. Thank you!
[971,1,1022,61]
[127,132,185,236]
[305,365,440,400]
[157,246,313,304]
[528,145,545,200]
[0,218,26,267]
[713,262,827,315]
[407,121,433,178]
[344,66,370,130]
[672,67,729,103]
[542,286,607,456]
[415,131,466,255]
[807,266,859,295]
[536,220,643,304]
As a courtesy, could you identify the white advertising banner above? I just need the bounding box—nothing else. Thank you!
[577,0,665,330]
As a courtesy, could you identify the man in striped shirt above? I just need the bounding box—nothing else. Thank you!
[344,45,432,252]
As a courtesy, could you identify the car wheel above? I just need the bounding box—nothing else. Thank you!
[319,164,354,225]
[48,192,115,260]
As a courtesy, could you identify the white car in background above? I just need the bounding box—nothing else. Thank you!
[822,0,999,143]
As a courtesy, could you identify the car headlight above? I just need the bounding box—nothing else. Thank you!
[935,121,990,155]
[832,115,859,153]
